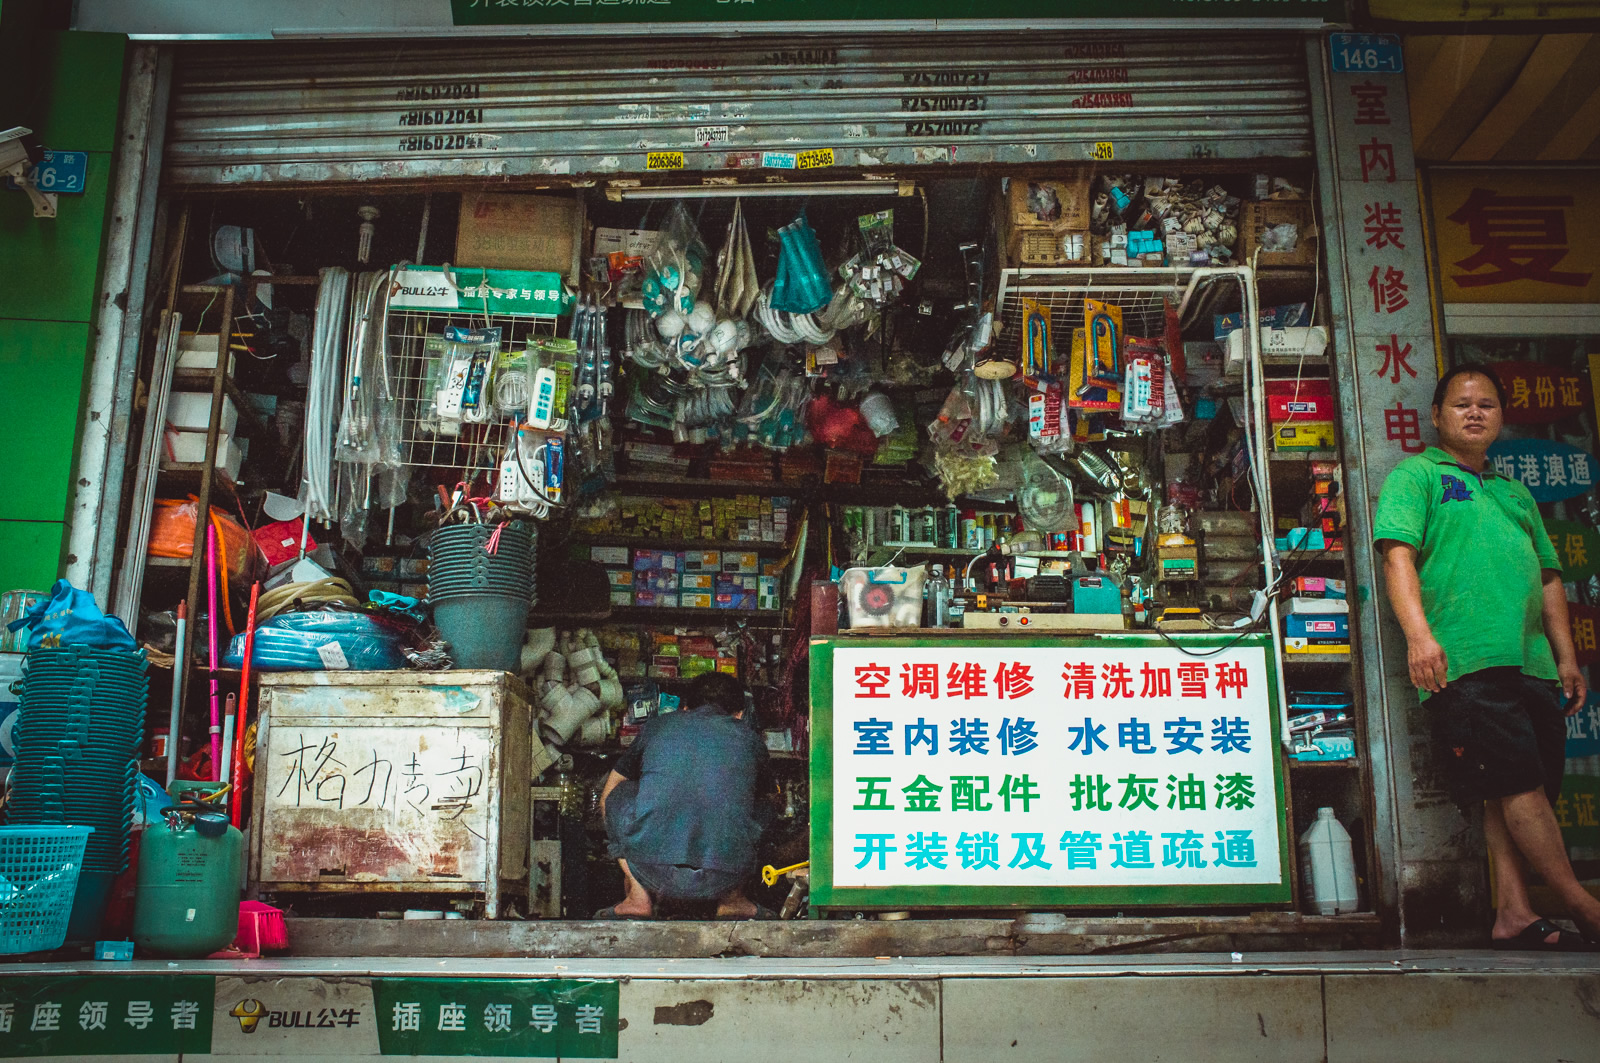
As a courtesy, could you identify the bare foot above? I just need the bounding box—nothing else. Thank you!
[715,900,758,919]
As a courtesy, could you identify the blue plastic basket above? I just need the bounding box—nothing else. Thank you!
[0,825,92,954]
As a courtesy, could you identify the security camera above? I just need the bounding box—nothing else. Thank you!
[0,127,57,218]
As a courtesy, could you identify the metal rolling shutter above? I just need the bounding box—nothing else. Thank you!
[165,33,1312,185]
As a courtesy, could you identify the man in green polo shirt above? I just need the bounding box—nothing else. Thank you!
[1376,363,1600,950]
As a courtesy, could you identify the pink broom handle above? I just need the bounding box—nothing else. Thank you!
[206,523,223,780]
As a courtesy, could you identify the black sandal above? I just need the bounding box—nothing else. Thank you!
[592,906,651,920]
[1490,918,1598,952]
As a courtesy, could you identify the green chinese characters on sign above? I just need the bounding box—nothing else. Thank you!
[1545,519,1600,582]
[372,978,619,1058]
[0,976,214,1058]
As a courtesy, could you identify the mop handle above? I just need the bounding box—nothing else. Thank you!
[206,523,222,780]
[165,601,186,787]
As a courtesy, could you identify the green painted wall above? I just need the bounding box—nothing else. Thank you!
[0,27,127,593]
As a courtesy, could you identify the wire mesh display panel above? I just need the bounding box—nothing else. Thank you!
[996,267,1199,340]
[387,308,561,473]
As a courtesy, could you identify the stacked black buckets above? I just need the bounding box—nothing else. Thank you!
[6,646,148,939]
[428,521,538,671]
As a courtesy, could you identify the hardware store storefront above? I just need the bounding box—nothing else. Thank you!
[33,1,1481,981]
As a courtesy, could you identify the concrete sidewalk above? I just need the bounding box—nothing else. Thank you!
[3,950,1597,1062]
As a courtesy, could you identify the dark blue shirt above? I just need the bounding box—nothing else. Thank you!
[612,708,768,872]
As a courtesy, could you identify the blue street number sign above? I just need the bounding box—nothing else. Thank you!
[1329,33,1403,75]
[4,150,88,194]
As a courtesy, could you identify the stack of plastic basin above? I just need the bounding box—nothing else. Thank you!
[5,646,147,940]
[428,522,538,672]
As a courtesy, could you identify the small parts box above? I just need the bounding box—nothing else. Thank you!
[1273,421,1338,451]
[1266,378,1334,423]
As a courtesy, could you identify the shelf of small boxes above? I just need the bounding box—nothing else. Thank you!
[361,555,431,599]
[577,493,792,547]
[589,545,784,613]
[1273,448,1350,656]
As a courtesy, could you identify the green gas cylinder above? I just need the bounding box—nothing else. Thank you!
[131,808,243,957]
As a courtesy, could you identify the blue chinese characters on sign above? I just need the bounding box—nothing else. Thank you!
[1488,438,1599,504]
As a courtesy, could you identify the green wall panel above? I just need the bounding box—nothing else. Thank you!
[0,319,91,522]
[0,150,114,323]
[0,27,127,592]
[33,32,127,152]
[0,519,64,593]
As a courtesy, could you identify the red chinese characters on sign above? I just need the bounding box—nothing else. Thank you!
[1446,189,1595,289]
[855,664,890,698]
[994,662,1033,699]
[1359,139,1396,184]
[901,662,938,699]
[1374,335,1416,384]
[1384,403,1425,454]
[1062,661,1096,699]
[946,662,987,700]
[1059,660,1222,699]
[1363,202,1405,249]
[1489,361,1590,425]
[1368,265,1410,314]
[1350,81,1391,125]
[1177,662,1208,698]
[1215,662,1250,698]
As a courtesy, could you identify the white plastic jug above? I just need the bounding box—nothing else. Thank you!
[1299,807,1359,915]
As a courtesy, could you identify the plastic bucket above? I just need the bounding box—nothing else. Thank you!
[433,595,529,672]
[0,825,92,954]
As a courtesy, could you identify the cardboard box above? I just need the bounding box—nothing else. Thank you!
[680,592,713,609]
[680,550,721,573]
[679,574,714,592]
[606,569,634,588]
[456,192,582,279]
[1266,378,1334,422]
[167,392,238,436]
[1273,422,1338,451]
[176,333,235,374]
[721,552,760,574]
[1240,199,1318,268]
[1000,175,1092,267]
[1009,176,1092,230]
[1284,637,1350,654]
[164,430,243,480]
[610,590,633,607]
[633,549,678,572]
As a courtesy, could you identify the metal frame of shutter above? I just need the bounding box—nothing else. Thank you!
[165,32,1313,186]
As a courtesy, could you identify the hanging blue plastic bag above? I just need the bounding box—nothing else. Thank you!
[5,579,136,652]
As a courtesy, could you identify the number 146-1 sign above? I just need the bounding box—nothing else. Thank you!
[808,636,1289,908]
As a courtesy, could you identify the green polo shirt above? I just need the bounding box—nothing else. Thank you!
[1373,446,1560,699]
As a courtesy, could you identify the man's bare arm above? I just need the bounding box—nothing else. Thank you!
[1381,541,1449,692]
[1541,570,1587,714]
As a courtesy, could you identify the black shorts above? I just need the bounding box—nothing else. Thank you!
[1429,666,1567,814]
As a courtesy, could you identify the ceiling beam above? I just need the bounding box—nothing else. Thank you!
[1410,35,1496,148]
[1454,33,1595,160]
[1539,78,1600,160]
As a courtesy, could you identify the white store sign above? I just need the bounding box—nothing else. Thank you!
[818,640,1286,904]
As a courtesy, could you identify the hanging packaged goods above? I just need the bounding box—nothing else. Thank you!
[163,34,1311,185]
